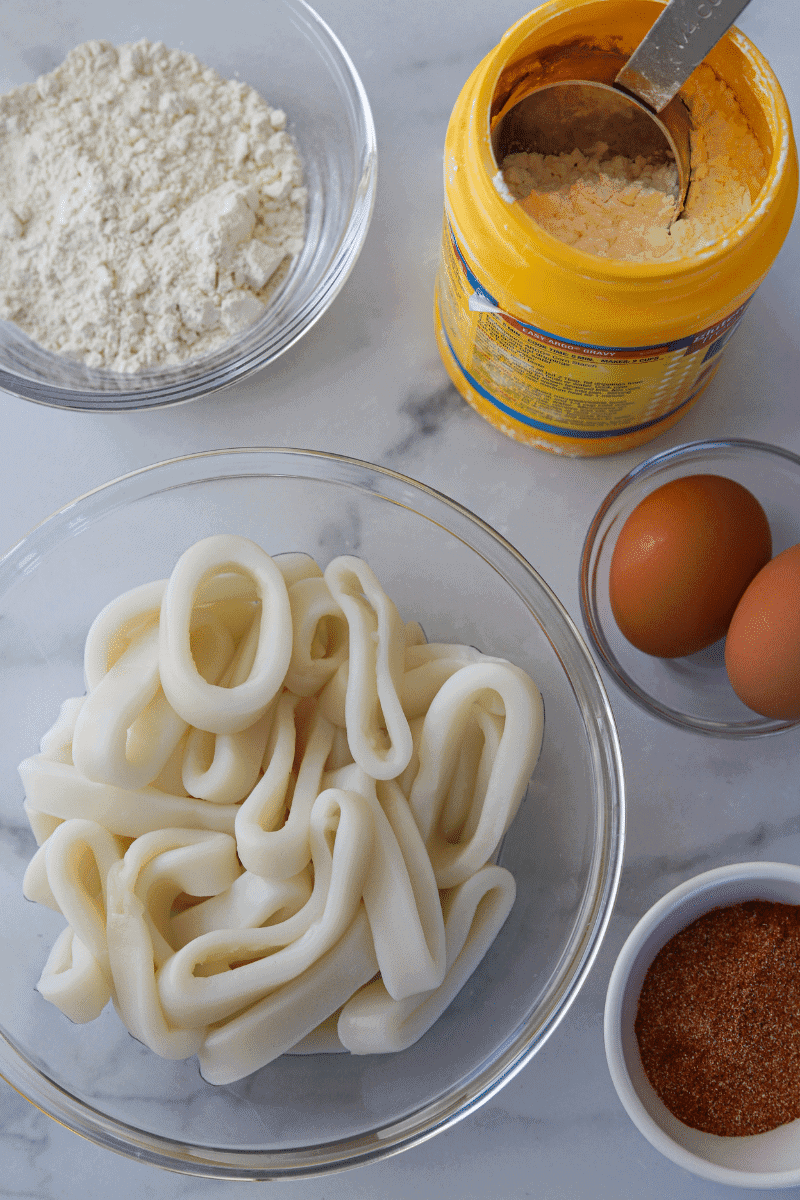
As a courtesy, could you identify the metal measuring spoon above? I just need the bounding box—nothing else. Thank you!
[494,0,752,216]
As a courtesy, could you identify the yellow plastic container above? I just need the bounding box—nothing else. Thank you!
[435,0,798,456]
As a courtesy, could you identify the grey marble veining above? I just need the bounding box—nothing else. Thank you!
[384,382,470,463]
[1,0,800,1196]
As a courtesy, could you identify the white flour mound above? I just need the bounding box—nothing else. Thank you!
[0,39,307,372]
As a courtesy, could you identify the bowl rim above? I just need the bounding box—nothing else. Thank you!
[604,860,800,1189]
[579,436,800,739]
[0,446,625,1179]
[0,0,378,412]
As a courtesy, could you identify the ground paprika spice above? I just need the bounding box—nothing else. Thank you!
[634,899,800,1136]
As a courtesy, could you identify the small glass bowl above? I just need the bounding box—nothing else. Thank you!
[580,438,800,738]
[0,0,376,410]
[0,448,624,1179]
[605,861,800,1189]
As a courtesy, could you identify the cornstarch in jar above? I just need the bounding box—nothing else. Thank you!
[502,67,766,261]
[435,0,797,456]
[0,40,307,371]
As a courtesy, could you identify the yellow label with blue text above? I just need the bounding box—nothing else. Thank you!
[437,222,748,442]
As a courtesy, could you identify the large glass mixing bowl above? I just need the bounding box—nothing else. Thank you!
[0,449,624,1178]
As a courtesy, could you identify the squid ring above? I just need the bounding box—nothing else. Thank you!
[159,535,293,734]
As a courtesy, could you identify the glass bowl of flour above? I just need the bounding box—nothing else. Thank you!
[0,0,376,410]
[0,448,624,1177]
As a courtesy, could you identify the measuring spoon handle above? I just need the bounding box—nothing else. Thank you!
[616,0,753,112]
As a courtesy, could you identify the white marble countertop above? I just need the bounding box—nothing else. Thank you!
[1,0,799,1196]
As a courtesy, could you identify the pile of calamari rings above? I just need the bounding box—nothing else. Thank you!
[19,534,544,1085]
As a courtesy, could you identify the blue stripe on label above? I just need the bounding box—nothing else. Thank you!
[450,232,500,310]
[447,224,748,355]
[440,321,707,440]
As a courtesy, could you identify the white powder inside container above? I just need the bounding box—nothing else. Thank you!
[503,143,679,258]
[502,66,766,263]
[0,39,307,372]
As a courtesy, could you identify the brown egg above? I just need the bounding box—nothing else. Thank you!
[609,474,772,658]
[725,543,800,720]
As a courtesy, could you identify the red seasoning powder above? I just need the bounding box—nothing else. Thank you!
[634,900,800,1137]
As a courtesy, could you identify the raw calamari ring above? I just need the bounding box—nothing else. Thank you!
[22,841,59,910]
[106,868,206,1061]
[43,818,124,971]
[83,579,167,692]
[438,706,503,842]
[36,926,111,1024]
[409,660,544,888]
[198,906,378,1085]
[235,698,334,881]
[329,765,446,1001]
[130,830,241,968]
[284,575,349,698]
[399,644,484,720]
[23,697,86,845]
[105,829,239,1060]
[75,615,236,791]
[157,788,374,1028]
[169,867,313,949]
[23,804,63,848]
[159,535,292,734]
[181,618,275,804]
[337,865,516,1053]
[272,551,323,589]
[234,691,299,874]
[39,696,85,765]
[74,625,177,791]
[19,755,240,837]
[324,555,412,780]
[181,711,272,805]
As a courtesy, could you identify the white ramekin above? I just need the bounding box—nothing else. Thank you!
[605,861,800,1189]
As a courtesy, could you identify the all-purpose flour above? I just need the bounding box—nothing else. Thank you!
[0,39,307,372]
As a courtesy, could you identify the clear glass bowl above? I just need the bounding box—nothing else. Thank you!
[0,449,624,1179]
[0,0,376,410]
[580,438,800,738]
